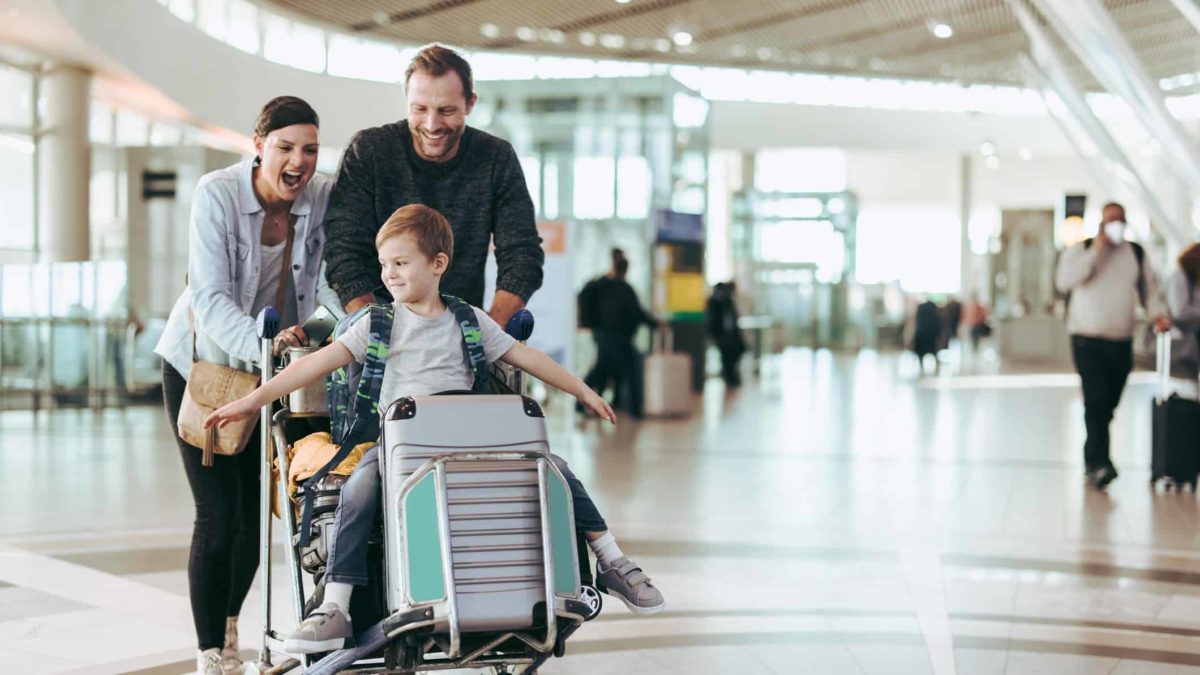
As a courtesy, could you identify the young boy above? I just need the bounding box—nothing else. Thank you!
[206,204,665,654]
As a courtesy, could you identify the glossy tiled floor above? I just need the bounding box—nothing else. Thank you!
[4,348,1200,674]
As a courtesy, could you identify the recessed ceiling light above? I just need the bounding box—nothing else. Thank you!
[931,23,953,39]
[600,33,626,49]
[540,28,565,43]
[579,31,596,46]
[515,26,536,42]
[985,155,1000,169]
[372,12,391,25]
[672,31,693,47]
[731,45,747,58]
[1019,146,1033,161]
[479,23,500,38]
[980,140,996,156]
[654,38,672,53]
[616,0,632,4]
[757,47,773,61]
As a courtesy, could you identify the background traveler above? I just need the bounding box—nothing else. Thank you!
[1055,202,1171,490]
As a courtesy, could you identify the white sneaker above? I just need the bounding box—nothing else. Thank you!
[222,617,242,673]
[196,648,223,675]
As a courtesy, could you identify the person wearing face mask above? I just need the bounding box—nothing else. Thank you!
[1055,202,1172,490]
[154,96,338,675]
[321,43,543,326]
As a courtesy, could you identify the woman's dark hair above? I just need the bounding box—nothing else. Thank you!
[253,96,319,139]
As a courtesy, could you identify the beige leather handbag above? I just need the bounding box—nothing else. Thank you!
[177,221,294,466]
[177,361,261,466]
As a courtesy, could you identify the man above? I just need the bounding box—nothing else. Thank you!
[705,281,746,387]
[580,249,659,418]
[1056,202,1171,490]
[323,44,543,325]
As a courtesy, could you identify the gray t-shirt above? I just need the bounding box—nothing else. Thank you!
[336,302,516,407]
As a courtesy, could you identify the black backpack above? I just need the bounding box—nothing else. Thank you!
[577,277,602,329]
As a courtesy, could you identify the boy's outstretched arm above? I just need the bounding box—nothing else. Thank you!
[205,342,356,429]
[499,343,616,424]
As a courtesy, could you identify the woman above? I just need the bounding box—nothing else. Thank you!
[1167,243,1200,388]
[155,96,333,675]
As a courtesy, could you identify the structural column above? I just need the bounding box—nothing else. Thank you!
[37,63,91,262]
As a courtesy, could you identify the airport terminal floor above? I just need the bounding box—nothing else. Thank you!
[4,348,1200,674]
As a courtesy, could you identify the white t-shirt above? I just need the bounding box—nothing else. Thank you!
[336,302,517,407]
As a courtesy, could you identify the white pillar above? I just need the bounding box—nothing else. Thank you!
[959,153,973,299]
[37,63,91,263]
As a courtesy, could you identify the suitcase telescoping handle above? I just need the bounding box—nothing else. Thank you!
[654,325,673,354]
[1156,329,1172,402]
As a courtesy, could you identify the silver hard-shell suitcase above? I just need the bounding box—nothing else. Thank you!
[379,393,578,635]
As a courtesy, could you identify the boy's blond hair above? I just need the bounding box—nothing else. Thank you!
[375,204,454,265]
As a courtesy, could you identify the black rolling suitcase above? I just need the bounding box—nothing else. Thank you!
[1151,331,1200,491]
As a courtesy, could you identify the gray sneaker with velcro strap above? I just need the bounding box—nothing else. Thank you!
[284,603,354,654]
[596,556,665,614]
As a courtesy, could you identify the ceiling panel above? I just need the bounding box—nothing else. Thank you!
[265,0,1200,89]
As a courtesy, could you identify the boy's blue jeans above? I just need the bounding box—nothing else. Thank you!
[324,445,607,586]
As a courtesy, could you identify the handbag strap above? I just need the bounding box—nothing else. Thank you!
[273,217,296,317]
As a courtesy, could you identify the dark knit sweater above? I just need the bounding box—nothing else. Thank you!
[322,122,544,308]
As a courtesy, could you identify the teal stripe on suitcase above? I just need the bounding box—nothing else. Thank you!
[548,473,576,595]
[405,473,447,602]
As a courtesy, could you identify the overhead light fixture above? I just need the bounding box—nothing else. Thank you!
[579,31,596,46]
[515,26,536,42]
[980,140,996,156]
[616,0,632,3]
[654,38,672,53]
[985,155,1000,170]
[1019,146,1033,161]
[672,31,693,47]
[479,23,500,38]
[600,33,626,49]
[372,11,391,26]
[930,22,953,39]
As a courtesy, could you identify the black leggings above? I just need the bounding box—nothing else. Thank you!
[163,362,261,651]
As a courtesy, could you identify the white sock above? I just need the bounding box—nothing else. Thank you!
[588,532,624,568]
[324,582,353,616]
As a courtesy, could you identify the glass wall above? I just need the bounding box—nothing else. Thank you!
[0,53,243,409]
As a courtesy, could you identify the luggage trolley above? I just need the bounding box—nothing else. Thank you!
[248,308,603,675]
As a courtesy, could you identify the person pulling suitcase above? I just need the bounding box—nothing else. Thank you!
[1151,331,1200,491]
[1055,202,1172,490]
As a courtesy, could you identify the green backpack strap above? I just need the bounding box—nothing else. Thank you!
[300,303,393,547]
[441,293,489,393]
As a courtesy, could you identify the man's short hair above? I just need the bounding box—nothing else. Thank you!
[1102,201,1125,215]
[405,44,474,101]
[376,204,455,265]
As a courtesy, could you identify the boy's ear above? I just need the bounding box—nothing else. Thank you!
[433,252,450,273]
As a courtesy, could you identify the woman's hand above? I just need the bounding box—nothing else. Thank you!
[272,325,308,357]
[577,389,616,425]
[204,396,260,429]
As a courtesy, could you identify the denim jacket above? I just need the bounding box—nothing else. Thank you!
[156,159,337,380]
